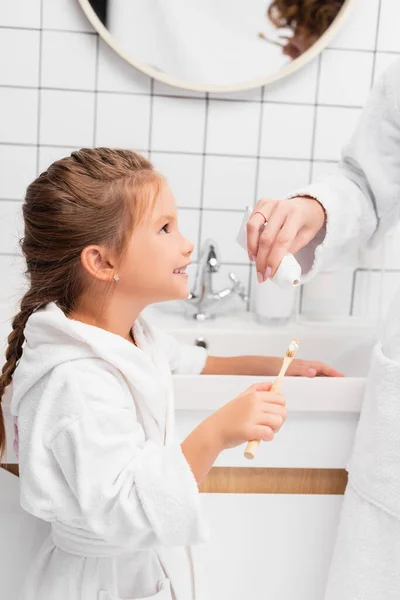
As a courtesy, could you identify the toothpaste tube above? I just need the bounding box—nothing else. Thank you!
[236,206,302,289]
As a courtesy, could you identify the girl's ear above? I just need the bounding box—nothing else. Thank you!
[80,245,116,282]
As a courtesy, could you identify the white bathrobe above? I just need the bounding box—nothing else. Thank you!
[7,301,209,600]
[292,58,400,599]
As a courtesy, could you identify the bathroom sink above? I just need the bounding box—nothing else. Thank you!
[145,308,378,414]
[171,324,375,376]
[2,308,377,467]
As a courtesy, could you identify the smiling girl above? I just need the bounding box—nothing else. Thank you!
[0,148,339,600]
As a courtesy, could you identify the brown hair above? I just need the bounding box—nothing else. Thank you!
[0,148,161,464]
[268,0,345,39]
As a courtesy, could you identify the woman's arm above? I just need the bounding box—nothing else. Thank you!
[248,59,400,281]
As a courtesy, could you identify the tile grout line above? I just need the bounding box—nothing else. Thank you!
[0,201,267,214]
[371,0,383,86]
[0,249,280,269]
[35,0,44,176]
[147,78,155,159]
[0,4,392,320]
[308,54,323,183]
[0,25,96,34]
[2,24,397,55]
[298,54,322,316]
[0,82,375,110]
[0,141,340,163]
[196,94,210,263]
[247,85,266,312]
[92,34,100,147]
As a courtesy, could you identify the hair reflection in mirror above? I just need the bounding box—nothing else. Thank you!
[265,0,345,59]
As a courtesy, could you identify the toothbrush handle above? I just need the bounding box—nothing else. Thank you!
[244,357,290,460]
[243,439,261,460]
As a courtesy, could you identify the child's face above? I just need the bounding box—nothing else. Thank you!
[118,181,194,305]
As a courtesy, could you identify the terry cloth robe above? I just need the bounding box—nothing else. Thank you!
[291,57,400,599]
[7,301,209,600]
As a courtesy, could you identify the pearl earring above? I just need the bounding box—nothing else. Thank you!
[113,274,120,283]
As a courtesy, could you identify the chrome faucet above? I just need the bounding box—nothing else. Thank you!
[183,238,248,321]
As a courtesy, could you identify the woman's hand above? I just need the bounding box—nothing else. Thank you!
[247,196,326,282]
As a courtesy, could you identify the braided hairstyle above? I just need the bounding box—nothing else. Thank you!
[0,148,161,464]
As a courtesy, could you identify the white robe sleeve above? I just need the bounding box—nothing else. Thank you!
[288,59,400,282]
[153,328,208,375]
[49,370,207,550]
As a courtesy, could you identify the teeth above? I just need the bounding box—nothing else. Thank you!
[174,267,187,274]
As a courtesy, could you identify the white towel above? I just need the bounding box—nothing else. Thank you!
[324,342,400,600]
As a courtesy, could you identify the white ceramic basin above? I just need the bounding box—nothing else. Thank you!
[2,309,377,467]
[143,310,377,468]
[145,309,377,414]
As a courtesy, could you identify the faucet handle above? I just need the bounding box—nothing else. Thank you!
[199,239,220,273]
[228,272,248,302]
[229,271,244,290]
[208,254,219,272]
[229,271,240,285]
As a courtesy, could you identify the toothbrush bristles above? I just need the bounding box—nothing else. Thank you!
[286,338,299,358]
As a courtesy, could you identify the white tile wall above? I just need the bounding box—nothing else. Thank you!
[329,0,380,51]
[318,50,374,106]
[377,0,400,52]
[42,0,94,32]
[177,209,201,262]
[0,255,28,312]
[210,88,262,103]
[151,96,206,153]
[0,88,38,144]
[153,79,205,99]
[313,106,362,161]
[200,211,249,264]
[203,156,257,211]
[152,152,203,208]
[39,90,94,146]
[97,40,151,94]
[206,100,261,156]
[0,0,41,29]
[263,59,319,104]
[0,146,37,199]
[260,103,315,159]
[0,0,399,326]
[0,202,23,255]
[95,93,151,150]
[310,160,337,181]
[0,29,40,87]
[373,51,400,83]
[38,146,80,174]
[352,271,399,319]
[257,159,310,199]
[40,31,97,91]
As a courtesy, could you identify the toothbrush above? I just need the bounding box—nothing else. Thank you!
[257,32,284,47]
[244,338,299,460]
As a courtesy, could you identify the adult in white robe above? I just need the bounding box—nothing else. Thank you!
[258,58,400,599]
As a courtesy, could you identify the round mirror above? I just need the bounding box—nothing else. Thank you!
[79,0,353,93]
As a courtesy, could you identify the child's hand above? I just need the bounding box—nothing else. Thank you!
[201,355,344,377]
[285,358,344,378]
[209,381,286,450]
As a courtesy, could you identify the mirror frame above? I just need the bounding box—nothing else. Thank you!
[78,0,355,93]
